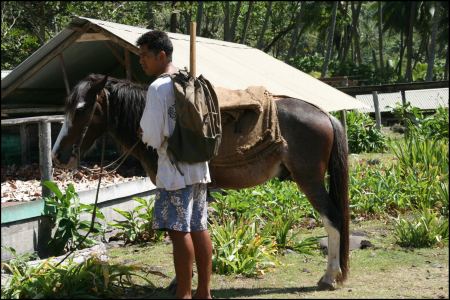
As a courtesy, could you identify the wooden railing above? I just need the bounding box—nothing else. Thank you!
[2,115,65,197]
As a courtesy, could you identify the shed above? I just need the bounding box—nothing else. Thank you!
[1,16,367,117]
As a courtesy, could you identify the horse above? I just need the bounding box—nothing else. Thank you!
[51,73,349,291]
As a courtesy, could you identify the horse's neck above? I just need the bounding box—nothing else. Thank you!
[108,127,158,183]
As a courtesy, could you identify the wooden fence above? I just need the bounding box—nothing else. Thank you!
[1,115,64,197]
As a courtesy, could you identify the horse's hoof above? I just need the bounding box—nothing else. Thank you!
[166,277,177,295]
[317,276,336,291]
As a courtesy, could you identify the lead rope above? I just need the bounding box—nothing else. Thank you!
[55,89,110,268]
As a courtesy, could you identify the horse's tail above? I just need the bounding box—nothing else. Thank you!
[328,115,349,282]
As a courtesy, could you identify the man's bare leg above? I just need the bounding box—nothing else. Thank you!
[169,230,194,299]
[191,230,212,299]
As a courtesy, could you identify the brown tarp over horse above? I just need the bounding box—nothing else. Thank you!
[211,86,286,168]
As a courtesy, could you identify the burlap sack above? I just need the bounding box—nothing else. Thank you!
[210,86,285,167]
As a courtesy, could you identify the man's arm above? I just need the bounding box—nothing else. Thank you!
[139,85,165,149]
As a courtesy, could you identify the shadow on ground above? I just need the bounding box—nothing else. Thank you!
[117,285,320,299]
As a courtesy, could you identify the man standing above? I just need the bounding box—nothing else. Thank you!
[137,30,212,299]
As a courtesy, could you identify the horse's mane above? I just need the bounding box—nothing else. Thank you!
[66,74,148,136]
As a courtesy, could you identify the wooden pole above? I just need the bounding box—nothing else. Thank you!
[58,53,71,96]
[190,22,196,77]
[38,121,53,198]
[372,91,382,130]
[124,49,131,80]
[339,110,347,139]
[20,124,29,164]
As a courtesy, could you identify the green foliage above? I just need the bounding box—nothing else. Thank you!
[345,111,387,153]
[208,178,324,277]
[394,208,449,248]
[108,196,165,244]
[43,181,105,256]
[349,112,448,217]
[2,2,447,82]
[210,217,279,277]
[1,249,154,299]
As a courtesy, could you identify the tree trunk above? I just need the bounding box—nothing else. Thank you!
[230,1,242,42]
[321,1,338,78]
[257,1,272,49]
[146,2,155,29]
[378,2,384,72]
[170,1,178,33]
[351,1,362,66]
[183,11,191,34]
[38,2,46,45]
[286,3,304,60]
[372,49,378,70]
[396,30,405,79]
[239,1,254,44]
[444,45,449,80]
[196,1,204,36]
[223,2,231,41]
[341,24,352,63]
[405,1,417,82]
[426,2,439,81]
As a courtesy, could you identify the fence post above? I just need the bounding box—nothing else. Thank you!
[401,90,407,107]
[20,124,30,164]
[372,91,382,130]
[38,121,53,198]
[339,110,347,139]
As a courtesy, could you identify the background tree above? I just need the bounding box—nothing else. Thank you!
[1,1,448,85]
[321,1,338,78]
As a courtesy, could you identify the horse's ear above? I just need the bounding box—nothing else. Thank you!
[87,75,108,101]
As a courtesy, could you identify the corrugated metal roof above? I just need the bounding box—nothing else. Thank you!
[356,88,449,113]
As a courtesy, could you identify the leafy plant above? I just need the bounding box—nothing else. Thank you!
[394,209,449,248]
[43,181,106,256]
[108,196,164,244]
[1,250,154,299]
[210,217,279,277]
[345,111,387,153]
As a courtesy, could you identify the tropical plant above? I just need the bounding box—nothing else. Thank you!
[394,208,449,248]
[345,111,387,153]
[43,181,106,256]
[210,217,279,277]
[1,250,153,299]
[108,196,165,244]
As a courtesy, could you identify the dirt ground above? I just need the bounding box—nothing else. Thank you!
[108,219,449,299]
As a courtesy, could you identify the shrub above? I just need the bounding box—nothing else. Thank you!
[210,217,279,276]
[345,111,387,153]
[394,209,449,248]
[108,196,165,244]
[1,250,153,299]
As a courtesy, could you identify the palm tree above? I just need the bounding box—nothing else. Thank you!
[321,1,338,78]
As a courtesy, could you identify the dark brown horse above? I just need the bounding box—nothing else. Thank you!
[52,74,349,290]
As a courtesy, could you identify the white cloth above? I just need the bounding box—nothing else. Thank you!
[139,76,211,191]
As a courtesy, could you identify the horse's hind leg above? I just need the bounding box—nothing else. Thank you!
[297,181,343,290]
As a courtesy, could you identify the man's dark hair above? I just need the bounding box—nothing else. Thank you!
[136,30,173,62]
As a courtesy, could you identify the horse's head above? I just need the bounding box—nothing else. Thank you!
[52,75,109,169]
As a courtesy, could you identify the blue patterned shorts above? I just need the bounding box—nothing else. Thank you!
[152,183,208,232]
